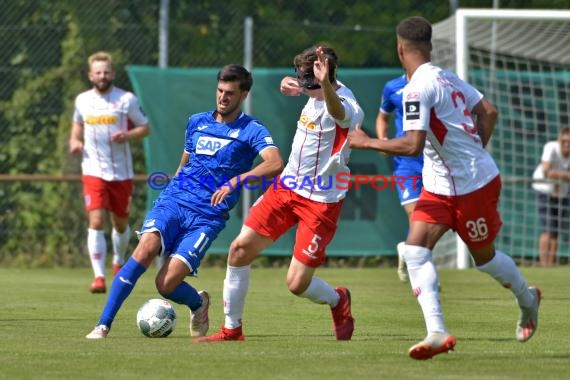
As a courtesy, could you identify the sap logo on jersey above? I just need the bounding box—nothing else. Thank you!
[196,136,232,155]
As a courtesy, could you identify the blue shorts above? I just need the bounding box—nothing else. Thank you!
[393,169,422,206]
[140,198,226,276]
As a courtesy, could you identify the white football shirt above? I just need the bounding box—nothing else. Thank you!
[73,86,148,181]
[532,140,570,197]
[281,82,364,203]
[402,62,499,196]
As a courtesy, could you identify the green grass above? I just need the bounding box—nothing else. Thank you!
[0,266,567,380]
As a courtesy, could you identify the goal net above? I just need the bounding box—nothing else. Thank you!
[430,9,570,268]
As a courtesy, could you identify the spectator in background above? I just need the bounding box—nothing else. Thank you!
[349,16,540,360]
[85,64,283,339]
[532,126,570,266]
[375,74,423,282]
[69,51,150,293]
[195,45,364,343]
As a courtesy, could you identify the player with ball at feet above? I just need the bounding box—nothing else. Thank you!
[195,44,363,343]
[349,16,541,360]
[85,64,283,339]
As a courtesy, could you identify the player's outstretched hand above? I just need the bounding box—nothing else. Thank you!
[313,46,330,86]
[280,76,303,96]
[348,124,372,149]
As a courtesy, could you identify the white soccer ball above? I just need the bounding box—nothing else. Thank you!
[136,299,177,338]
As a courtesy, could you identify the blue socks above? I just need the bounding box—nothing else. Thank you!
[162,282,202,311]
[98,257,146,328]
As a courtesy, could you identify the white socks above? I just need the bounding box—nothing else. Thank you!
[477,250,533,307]
[298,276,340,307]
[87,228,106,278]
[222,268,340,329]
[112,226,131,266]
[403,244,446,335]
[223,265,251,329]
[403,244,533,336]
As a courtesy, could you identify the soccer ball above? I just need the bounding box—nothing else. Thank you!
[136,299,177,338]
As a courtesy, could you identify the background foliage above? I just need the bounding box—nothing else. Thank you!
[0,0,567,266]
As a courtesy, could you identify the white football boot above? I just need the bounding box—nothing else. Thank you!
[190,290,210,337]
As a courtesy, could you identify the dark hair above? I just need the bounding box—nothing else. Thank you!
[217,64,253,92]
[396,16,432,43]
[293,45,338,83]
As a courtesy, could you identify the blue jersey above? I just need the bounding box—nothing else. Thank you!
[157,111,276,218]
[379,75,423,176]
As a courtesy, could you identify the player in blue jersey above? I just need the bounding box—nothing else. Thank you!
[85,64,284,339]
[376,74,423,282]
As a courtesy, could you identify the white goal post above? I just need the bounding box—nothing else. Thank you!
[455,9,570,81]
[431,9,570,269]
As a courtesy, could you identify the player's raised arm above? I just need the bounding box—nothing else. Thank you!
[314,46,345,121]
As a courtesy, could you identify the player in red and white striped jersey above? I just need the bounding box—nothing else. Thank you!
[196,45,364,343]
[70,51,149,293]
[349,16,540,360]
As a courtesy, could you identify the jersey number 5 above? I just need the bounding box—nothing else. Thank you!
[302,234,322,259]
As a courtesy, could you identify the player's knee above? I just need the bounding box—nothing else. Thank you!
[402,244,431,269]
[228,240,244,264]
[286,279,306,295]
[286,273,310,295]
[156,284,173,296]
[131,233,161,267]
[228,239,258,266]
[155,276,176,295]
[88,220,105,230]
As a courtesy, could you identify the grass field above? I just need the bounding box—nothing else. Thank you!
[0,266,567,380]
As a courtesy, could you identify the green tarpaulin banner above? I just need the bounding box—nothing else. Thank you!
[128,66,408,256]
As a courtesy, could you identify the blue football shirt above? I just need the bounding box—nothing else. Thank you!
[157,111,276,217]
[380,75,423,174]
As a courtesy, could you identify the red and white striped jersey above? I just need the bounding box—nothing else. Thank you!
[281,82,364,203]
[403,62,499,196]
[73,86,148,181]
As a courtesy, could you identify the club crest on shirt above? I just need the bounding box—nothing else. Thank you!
[406,92,420,100]
[196,136,232,155]
[405,101,420,120]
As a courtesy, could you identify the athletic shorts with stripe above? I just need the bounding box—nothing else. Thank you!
[82,175,133,218]
[245,181,343,268]
[140,197,226,276]
[412,175,502,249]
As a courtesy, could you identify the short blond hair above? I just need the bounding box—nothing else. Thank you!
[88,51,113,69]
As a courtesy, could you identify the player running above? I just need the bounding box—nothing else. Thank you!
[375,74,423,282]
[195,45,364,343]
[70,51,149,293]
[349,16,541,360]
[85,64,283,339]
